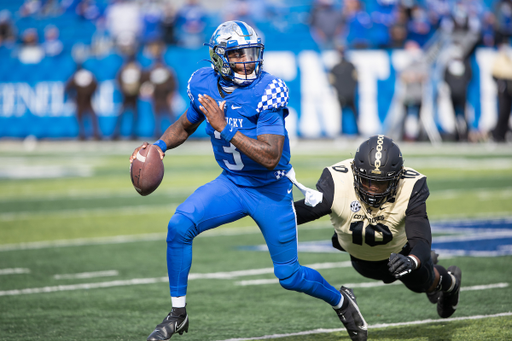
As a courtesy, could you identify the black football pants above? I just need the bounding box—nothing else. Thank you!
[349,252,435,294]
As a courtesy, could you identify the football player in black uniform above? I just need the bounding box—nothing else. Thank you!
[294,135,462,324]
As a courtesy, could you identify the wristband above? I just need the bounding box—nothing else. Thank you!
[153,139,167,152]
[220,124,238,142]
[408,256,419,270]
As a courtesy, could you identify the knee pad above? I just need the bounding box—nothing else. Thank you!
[167,213,197,245]
[276,264,304,292]
[279,269,303,291]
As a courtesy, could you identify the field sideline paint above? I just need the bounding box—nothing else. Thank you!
[216,312,512,341]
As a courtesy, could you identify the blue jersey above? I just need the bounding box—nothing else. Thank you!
[186,67,292,187]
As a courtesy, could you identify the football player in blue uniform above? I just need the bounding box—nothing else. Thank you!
[130,21,368,341]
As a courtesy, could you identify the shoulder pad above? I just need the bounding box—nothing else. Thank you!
[187,67,215,103]
[401,167,426,181]
[255,73,289,113]
[329,159,353,175]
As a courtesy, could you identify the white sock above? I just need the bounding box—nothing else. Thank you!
[171,296,186,308]
[333,294,344,310]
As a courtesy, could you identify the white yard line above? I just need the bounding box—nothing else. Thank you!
[0,214,511,252]
[0,268,30,275]
[461,283,509,291]
[0,204,179,222]
[236,279,510,291]
[54,270,119,280]
[0,262,348,297]
[215,312,512,341]
[0,233,167,252]
[2,139,512,156]
[236,278,396,287]
[0,277,169,296]
[0,258,507,297]
[0,223,331,252]
[0,188,195,203]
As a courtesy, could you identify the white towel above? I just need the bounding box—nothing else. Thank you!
[285,168,323,207]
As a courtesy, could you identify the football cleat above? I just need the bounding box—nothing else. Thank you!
[334,286,368,341]
[437,265,462,318]
[147,307,189,341]
[426,250,441,304]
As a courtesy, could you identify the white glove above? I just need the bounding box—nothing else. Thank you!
[285,168,323,207]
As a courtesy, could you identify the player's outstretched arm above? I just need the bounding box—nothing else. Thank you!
[198,94,283,170]
[129,110,202,163]
[158,110,202,151]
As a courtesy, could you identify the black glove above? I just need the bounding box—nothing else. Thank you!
[388,253,417,278]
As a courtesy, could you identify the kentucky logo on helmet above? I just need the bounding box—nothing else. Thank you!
[371,135,385,175]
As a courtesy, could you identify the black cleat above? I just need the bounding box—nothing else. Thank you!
[426,250,441,304]
[437,265,462,318]
[147,307,189,341]
[335,286,368,341]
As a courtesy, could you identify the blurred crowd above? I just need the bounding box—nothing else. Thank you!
[309,0,500,50]
[0,0,288,57]
[0,0,511,142]
[1,0,510,54]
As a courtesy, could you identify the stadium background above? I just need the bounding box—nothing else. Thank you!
[1,2,512,340]
[0,0,506,141]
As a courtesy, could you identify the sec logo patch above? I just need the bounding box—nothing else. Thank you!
[350,201,361,212]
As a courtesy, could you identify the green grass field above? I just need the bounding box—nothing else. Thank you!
[1,139,511,341]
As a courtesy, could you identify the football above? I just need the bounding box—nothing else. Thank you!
[130,145,164,196]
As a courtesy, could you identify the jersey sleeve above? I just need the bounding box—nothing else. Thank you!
[256,78,289,114]
[294,168,333,224]
[406,177,430,213]
[256,108,286,136]
[316,167,335,208]
[185,70,205,125]
[185,101,204,125]
[405,203,432,266]
[405,177,432,265]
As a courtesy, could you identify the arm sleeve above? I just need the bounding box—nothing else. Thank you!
[256,108,286,136]
[294,168,334,224]
[405,178,432,265]
[406,177,430,212]
[185,98,205,125]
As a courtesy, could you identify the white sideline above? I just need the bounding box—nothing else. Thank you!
[3,213,512,252]
[0,263,507,297]
[236,279,510,292]
[0,268,30,275]
[0,223,329,252]
[54,270,119,280]
[0,262,351,297]
[216,312,512,341]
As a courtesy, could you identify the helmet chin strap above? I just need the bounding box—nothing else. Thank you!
[218,76,239,93]
[218,70,257,90]
[233,71,257,85]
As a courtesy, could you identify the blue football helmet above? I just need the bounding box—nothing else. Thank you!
[207,21,264,86]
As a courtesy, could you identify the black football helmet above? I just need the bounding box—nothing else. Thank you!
[351,135,404,208]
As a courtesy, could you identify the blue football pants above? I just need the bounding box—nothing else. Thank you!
[166,172,342,306]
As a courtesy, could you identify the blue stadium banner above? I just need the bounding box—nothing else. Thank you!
[0,48,498,140]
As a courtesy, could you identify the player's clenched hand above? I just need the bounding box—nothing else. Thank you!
[130,142,165,163]
[130,142,149,164]
[388,253,416,278]
[198,94,227,132]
